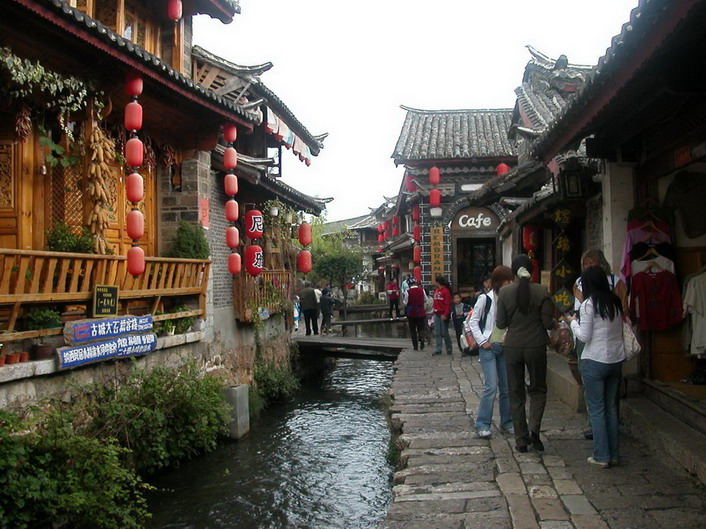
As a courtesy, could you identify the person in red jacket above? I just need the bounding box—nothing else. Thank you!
[387,279,400,319]
[432,275,453,355]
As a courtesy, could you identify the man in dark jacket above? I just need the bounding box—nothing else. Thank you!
[299,281,319,335]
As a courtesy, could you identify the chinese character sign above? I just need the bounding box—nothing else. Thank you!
[65,315,153,345]
[430,226,444,279]
[57,333,158,370]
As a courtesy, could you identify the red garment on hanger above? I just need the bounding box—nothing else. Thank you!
[630,269,683,331]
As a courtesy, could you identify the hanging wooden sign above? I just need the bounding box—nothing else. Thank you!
[430,225,444,279]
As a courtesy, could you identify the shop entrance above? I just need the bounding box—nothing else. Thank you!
[456,237,495,296]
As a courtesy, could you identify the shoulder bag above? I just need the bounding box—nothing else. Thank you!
[622,316,641,361]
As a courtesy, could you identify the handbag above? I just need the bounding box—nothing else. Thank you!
[622,317,641,361]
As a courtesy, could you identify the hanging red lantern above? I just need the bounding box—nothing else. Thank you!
[126,172,144,203]
[226,226,240,249]
[228,252,241,275]
[377,224,384,233]
[124,101,143,132]
[126,209,145,240]
[496,163,510,176]
[297,249,312,273]
[223,147,238,170]
[405,176,416,192]
[429,189,441,207]
[429,166,440,185]
[245,210,264,240]
[413,245,421,264]
[127,246,145,277]
[223,122,237,144]
[167,0,182,21]
[414,265,422,285]
[383,220,390,231]
[298,222,312,246]
[412,204,420,223]
[224,173,238,196]
[125,137,143,168]
[377,234,384,243]
[125,71,143,97]
[522,224,539,253]
[225,199,239,222]
[392,227,399,237]
[413,225,421,242]
[392,216,399,225]
[245,244,263,276]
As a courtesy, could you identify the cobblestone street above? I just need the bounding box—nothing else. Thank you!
[381,349,706,529]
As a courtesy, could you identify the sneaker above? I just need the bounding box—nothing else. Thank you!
[587,456,610,468]
[530,431,544,452]
[432,351,441,356]
[478,430,492,439]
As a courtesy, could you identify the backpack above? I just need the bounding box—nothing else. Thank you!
[462,293,492,351]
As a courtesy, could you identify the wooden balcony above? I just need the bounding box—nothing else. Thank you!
[233,269,293,322]
[0,249,211,336]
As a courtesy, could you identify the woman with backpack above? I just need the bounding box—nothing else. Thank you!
[402,278,428,350]
[432,275,453,356]
[470,266,515,439]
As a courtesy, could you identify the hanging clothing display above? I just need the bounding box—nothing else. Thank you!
[630,269,683,331]
[683,270,706,356]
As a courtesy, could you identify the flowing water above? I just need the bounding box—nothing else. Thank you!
[146,358,394,529]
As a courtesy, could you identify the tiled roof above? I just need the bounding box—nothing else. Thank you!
[192,0,241,23]
[392,107,516,163]
[192,46,323,154]
[532,0,702,160]
[30,0,259,124]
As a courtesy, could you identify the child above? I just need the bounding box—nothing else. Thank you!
[451,292,472,354]
[292,295,301,332]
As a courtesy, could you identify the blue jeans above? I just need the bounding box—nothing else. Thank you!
[582,359,622,463]
[434,315,452,354]
[476,343,513,432]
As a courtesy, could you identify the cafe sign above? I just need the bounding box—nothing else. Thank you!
[452,207,500,233]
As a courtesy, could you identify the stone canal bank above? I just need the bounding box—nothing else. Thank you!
[381,349,706,529]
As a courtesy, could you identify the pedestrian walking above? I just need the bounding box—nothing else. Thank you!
[567,266,626,468]
[319,288,334,335]
[470,265,514,438]
[299,281,319,336]
[402,278,427,350]
[387,278,400,319]
[292,295,301,332]
[451,292,472,353]
[496,255,556,453]
[432,275,453,356]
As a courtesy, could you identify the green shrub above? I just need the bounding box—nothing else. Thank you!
[25,308,63,331]
[46,222,94,254]
[166,221,210,260]
[254,361,300,406]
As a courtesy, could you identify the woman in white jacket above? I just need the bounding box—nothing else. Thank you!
[470,266,514,439]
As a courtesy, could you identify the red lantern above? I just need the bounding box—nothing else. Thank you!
[413,225,421,242]
[226,226,240,249]
[124,101,143,132]
[377,224,384,233]
[224,173,238,196]
[245,244,263,276]
[225,199,239,222]
[392,216,399,225]
[297,249,312,273]
[412,204,420,223]
[392,227,399,237]
[413,245,421,264]
[298,222,312,246]
[245,210,264,240]
[429,166,440,185]
[126,209,144,240]
[405,176,416,192]
[127,245,145,277]
[378,234,384,243]
[383,220,390,231]
[125,71,143,97]
[223,122,237,144]
[429,189,441,207]
[228,252,241,275]
[167,0,182,21]
[126,172,144,203]
[496,163,510,176]
[223,147,238,170]
[125,137,143,168]
[530,258,540,283]
[414,265,422,285]
[522,224,538,253]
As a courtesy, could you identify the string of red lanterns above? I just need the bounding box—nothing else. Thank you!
[124,70,145,277]
[298,222,312,274]
[223,122,241,275]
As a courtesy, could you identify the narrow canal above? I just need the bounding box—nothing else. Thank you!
[146,356,395,529]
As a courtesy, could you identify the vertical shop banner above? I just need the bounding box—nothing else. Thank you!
[430,225,444,279]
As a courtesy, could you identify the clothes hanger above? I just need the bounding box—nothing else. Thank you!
[637,246,661,261]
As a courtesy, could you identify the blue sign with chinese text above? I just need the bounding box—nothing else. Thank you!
[57,333,158,370]
[65,315,153,345]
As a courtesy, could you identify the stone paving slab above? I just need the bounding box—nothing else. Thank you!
[381,348,706,528]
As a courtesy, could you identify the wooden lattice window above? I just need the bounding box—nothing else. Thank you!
[50,164,86,235]
[0,142,14,210]
[124,0,159,55]
[94,2,118,32]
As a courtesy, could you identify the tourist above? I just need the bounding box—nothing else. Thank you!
[402,278,427,350]
[299,281,319,336]
[400,273,412,300]
[470,266,514,438]
[496,255,555,453]
[319,288,335,335]
[451,292,472,353]
[566,266,625,468]
[432,275,453,356]
[292,295,301,332]
[387,278,400,319]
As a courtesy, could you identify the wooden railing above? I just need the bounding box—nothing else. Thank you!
[0,249,211,331]
[233,269,293,322]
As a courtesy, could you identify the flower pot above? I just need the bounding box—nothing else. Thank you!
[20,351,29,362]
[0,356,5,367]
[5,352,20,364]
[33,344,55,360]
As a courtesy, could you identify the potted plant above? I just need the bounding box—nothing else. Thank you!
[161,319,175,336]
[26,307,63,360]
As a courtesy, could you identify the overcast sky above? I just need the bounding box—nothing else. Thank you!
[194,0,638,222]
